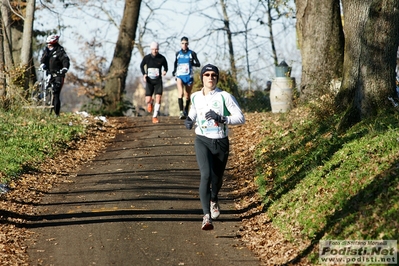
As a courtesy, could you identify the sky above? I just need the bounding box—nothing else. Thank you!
[34,0,301,89]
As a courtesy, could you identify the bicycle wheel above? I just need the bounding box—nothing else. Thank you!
[44,86,54,111]
[31,81,42,104]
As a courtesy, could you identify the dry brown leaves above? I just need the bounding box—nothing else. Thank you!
[1,112,312,265]
[226,112,311,265]
[0,116,124,265]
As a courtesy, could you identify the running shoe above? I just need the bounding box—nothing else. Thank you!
[152,117,159,124]
[147,103,153,113]
[179,111,186,119]
[210,201,220,219]
[201,214,214,230]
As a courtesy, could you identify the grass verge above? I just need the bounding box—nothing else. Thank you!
[0,109,87,182]
[254,108,399,263]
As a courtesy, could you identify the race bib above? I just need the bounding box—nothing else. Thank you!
[176,63,190,75]
[199,119,220,135]
[148,68,160,79]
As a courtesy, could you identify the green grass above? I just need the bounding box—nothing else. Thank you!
[0,109,86,181]
[2,103,397,264]
[254,109,399,263]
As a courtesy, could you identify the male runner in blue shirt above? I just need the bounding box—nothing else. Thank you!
[172,37,200,119]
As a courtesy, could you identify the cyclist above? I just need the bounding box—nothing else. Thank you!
[172,37,200,119]
[39,35,70,116]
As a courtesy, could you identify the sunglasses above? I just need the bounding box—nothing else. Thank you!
[203,73,218,78]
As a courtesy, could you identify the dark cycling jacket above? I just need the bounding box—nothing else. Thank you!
[40,44,70,75]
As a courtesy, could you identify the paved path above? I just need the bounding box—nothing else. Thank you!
[26,116,260,266]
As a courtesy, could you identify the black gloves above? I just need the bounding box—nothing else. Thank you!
[205,110,226,124]
[184,116,193,130]
[185,111,226,130]
[59,67,68,75]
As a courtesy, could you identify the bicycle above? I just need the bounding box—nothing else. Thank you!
[31,68,57,110]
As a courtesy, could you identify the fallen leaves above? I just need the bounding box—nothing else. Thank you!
[0,111,314,265]
[0,116,122,265]
[226,112,311,265]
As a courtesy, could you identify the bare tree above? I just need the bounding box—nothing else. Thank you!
[20,0,34,67]
[36,0,179,114]
[232,0,260,87]
[265,0,278,66]
[232,0,295,90]
[0,0,39,95]
[103,0,142,115]
[195,0,297,94]
[135,0,170,58]
[20,0,35,90]
[1,0,14,72]
[0,6,5,96]
[258,0,295,66]
[219,0,237,83]
[195,0,240,97]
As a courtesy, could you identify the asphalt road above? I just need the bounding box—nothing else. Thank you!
[26,116,260,266]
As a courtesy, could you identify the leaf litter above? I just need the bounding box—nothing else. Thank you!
[0,113,311,265]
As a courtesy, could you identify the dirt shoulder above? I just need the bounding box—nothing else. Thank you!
[0,115,120,265]
[1,113,310,266]
[2,116,260,265]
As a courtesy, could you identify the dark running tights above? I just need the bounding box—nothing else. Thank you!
[194,135,229,215]
[52,76,64,116]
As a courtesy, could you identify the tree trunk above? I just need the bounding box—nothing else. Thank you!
[1,0,14,71]
[20,0,35,90]
[296,0,344,101]
[20,0,34,67]
[337,0,399,128]
[0,0,14,97]
[0,8,5,97]
[103,0,142,115]
[266,0,278,66]
[219,0,239,98]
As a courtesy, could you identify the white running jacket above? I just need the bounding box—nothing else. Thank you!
[188,87,245,139]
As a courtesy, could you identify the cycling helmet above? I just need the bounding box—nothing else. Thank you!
[46,35,59,45]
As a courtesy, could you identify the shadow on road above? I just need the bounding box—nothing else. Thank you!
[24,116,260,266]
